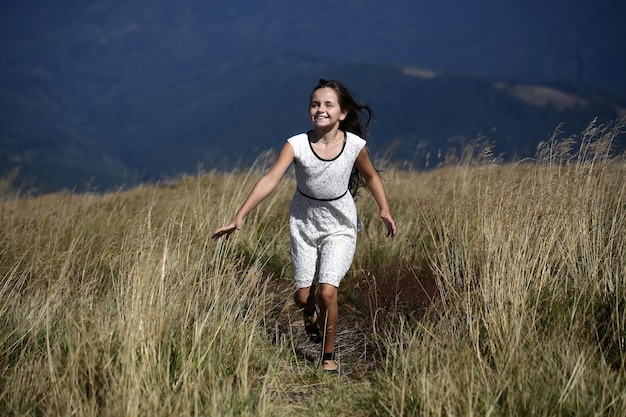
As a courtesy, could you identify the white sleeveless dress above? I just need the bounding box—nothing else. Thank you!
[287,131,366,288]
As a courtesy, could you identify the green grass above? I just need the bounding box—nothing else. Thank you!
[1,121,625,416]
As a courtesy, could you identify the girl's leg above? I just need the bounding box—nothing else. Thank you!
[293,284,316,313]
[294,285,320,341]
[318,283,338,371]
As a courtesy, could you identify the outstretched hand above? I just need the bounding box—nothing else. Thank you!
[380,212,397,238]
[211,221,241,240]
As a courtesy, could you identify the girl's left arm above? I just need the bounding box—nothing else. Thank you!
[355,147,397,237]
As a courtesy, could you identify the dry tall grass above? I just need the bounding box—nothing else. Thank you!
[0,166,296,416]
[373,121,626,416]
[1,121,625,416]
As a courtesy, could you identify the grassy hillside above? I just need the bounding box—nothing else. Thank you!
[3,1,626,192]
[1,122,625,416]
[2,55,625,193]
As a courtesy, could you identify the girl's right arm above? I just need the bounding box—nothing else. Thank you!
[211,142,295,239]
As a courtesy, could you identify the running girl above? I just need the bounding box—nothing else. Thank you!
[212,79,397,373]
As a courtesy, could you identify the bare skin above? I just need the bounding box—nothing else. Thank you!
[212,88,397,372]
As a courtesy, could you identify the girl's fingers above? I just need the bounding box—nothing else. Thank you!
[211,225,236,240]
[381,216,397,237]
[211,230,224,239]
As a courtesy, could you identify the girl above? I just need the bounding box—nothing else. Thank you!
[212,79,397,373]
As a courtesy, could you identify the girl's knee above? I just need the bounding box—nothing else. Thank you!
[293,288,310,307]
[317,284,338,305]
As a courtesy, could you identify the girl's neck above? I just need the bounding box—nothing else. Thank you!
[313,126,342,145]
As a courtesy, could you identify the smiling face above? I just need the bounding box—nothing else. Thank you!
[309,87,348,130]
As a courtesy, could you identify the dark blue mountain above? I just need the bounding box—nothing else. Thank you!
[1,0,625,191]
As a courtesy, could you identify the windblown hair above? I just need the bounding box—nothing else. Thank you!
[311,79,373,198]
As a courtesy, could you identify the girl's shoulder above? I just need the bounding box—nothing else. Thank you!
[345,131,366,149]
[286,132,309,158]
[286,132,308,144]
[286,132,309,149]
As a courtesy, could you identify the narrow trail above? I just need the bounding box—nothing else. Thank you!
[264,270,439,380]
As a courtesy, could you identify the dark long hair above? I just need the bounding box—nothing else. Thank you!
[311,79,373,197]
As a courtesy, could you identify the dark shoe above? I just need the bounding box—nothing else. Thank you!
[304,311,321,343]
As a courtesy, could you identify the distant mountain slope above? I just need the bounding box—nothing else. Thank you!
[2,54,624,191]
[1,0,625,191]
[2,0,624,91]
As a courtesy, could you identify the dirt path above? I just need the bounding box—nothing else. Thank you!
[265,269,439,380]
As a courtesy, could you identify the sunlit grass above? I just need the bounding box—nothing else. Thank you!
[1,121,625,416]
